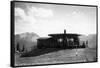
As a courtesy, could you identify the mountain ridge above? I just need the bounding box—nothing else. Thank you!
[15,32,40,52]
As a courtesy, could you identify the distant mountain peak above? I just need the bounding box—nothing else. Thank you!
[19,32,39,38]
[15,32,40,42]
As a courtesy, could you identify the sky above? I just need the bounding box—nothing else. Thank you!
[14,2,97,37]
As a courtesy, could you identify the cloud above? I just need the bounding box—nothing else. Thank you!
[15,8,26,18]
[15,7,36,23]
[27,7,53,18]
[15,6,54,34]
[35,8,53,18]
[15,6,53,23]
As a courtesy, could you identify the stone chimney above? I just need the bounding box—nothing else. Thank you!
[64,29,66,34]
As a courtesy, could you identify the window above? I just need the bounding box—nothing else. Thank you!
[58,38,63,42]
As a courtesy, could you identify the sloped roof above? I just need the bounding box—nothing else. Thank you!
[48,33,81,38]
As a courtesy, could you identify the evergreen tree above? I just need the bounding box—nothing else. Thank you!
[16,43,19,51]
[22,45,25,52]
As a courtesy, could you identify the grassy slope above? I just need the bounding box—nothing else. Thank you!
[15,48,97,66]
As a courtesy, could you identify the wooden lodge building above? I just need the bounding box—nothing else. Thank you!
[37,30,86,49]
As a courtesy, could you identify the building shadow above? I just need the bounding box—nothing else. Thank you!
[20,48,65,57]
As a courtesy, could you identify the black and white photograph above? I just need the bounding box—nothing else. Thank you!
[11,1,98,67]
